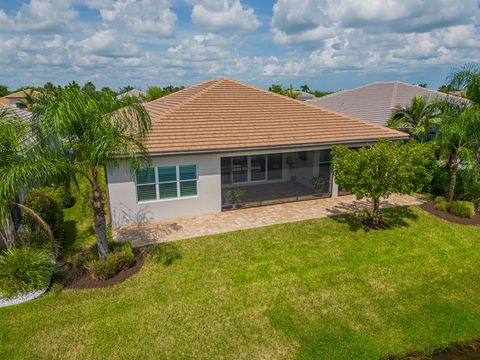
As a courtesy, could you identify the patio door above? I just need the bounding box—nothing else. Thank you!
[232,156,248,183]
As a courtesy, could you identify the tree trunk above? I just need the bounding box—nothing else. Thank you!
[448,153,460,201]
[372,198,380,227]
[0,210,16,249]
[91,167,108,259]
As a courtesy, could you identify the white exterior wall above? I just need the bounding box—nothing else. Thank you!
[107,153,222,227]
[107,142,374,227]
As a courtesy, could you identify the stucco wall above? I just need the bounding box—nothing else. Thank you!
[106,153,222,227]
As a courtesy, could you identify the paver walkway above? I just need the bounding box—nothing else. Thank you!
[113,194,424,247]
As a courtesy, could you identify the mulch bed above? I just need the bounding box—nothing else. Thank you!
[362,218,390,230]
[419,200,480,226]
[399,339,480,359]
[59,250,146,290]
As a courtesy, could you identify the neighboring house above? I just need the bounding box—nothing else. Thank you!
[297,91,316,101]
[307,81,465,126]
[0,89,38,109]
[116,88,146,101]
[106,78,408,227]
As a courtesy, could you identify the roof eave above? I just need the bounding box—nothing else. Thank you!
[145,135,410,157]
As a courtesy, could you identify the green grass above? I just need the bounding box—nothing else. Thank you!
[2,206,480,359]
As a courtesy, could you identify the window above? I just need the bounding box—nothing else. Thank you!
[222,153,283,184]
[136,164,198,202]
[136,168,156,202]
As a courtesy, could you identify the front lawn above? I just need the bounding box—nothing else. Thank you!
[2,206,480,359]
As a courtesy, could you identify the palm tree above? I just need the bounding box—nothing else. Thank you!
[39,86,151,258]
[0,107,64,248]
[447,63,480,104]
[436,101,480,201]
[388,95,439,142]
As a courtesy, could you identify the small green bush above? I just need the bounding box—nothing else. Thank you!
[17,230,57,252]
[87,243,135,280]
[447,201,475,218]
[0,247,55,298]
[59,185,76,209]
[146,243,181,266]
[23,187,64,242]
[434,196,448,212]
[71,252,94,274]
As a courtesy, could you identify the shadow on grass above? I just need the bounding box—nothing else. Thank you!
[330,206,418,232]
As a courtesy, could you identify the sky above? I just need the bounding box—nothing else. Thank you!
[0,0,479,92]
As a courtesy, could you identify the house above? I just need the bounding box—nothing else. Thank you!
[106,78,408,227]
[307,81,465,126]
[116,88,146,101]
[296,91,316,101]
[0,89,38,109]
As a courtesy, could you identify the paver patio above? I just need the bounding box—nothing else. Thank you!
[113,194,424,247]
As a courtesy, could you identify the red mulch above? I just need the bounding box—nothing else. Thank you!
[419,200,480,226]
[60,251,146,290]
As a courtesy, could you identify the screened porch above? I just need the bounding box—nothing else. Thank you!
[221,150,333,209]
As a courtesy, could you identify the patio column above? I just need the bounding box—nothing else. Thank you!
[331,169,339,198]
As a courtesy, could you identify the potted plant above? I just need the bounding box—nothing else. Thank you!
[225,188,247,209]
[311,177,326,194]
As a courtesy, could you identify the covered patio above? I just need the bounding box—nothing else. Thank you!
[221,149,333,210]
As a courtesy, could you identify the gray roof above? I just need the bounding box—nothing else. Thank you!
[307,81,466,126]
[297,91,316,101]
[116,88,146,100]
[0,104,33,122]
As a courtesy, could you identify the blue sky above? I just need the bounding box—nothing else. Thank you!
[0,0,479,92]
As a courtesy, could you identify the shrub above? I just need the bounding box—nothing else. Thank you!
[71,252,94,274]
[87,242,135,280]
[146,243,181,266]
[17,230,56,252]
[434,196,448,212]
[447,201,475,218]
[22,187,64,242]
[59,185,76,208]
[428,165,450,196]
[0,247,55,298]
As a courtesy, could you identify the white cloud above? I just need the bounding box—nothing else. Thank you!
[190,0,260,33]
[99,0,177,37]
[1,0,79,32]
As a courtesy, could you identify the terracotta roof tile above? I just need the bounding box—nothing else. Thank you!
[143,78,408,154]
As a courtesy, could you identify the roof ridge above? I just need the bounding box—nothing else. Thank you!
[224,78,406,137]
[145,78,224,119]
[390,82,399,109]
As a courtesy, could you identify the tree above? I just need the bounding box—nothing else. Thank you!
[388,95,439,142]
[0,108,65,248]
[268,84,300,99]
[0,85,9,97]
[418,83,427,88]
[300,84,311,93]
[81,82,97,97]
[447,63,480,104]
[40,86,151,258]
[436,101,480,201]
[144,86,163,101]
[332,141,436,227]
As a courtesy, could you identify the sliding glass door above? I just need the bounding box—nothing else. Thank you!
[232,156,248,183]
[223,153,283,184]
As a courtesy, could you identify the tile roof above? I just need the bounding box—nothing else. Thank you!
[307,81,466,126]
[0,104,33,122]
[116,88,146,100]
[0,89,39,106]
[143,78,408,154]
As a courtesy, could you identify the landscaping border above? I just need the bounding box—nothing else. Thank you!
[419,200,480,226]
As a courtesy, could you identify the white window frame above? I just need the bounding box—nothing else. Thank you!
[136,164,199,204]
